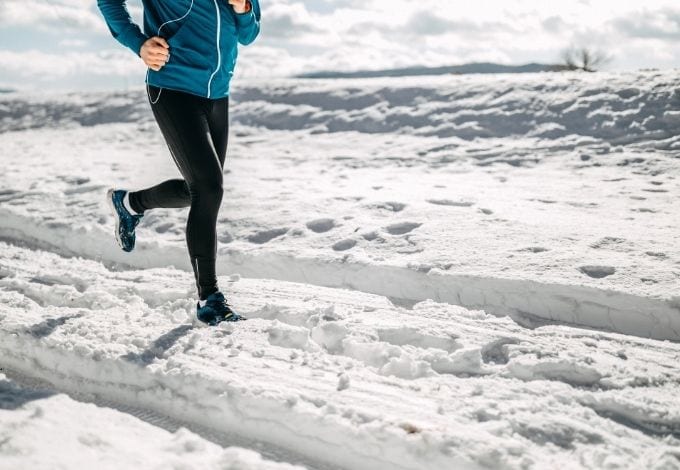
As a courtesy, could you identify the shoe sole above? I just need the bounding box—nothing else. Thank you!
[196,313,246,326]
[106,188,125,251]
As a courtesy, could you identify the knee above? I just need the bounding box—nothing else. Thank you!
[189,178,223,204]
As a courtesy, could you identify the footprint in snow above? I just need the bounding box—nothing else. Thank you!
[361,231,379,241]
[57,175,90,185]
[385,222,422,235]
[306,218,336,233]
[332,238,357,251]
[518,247,550,253]
[481,338,521,365]
[426,199,474,207]
[578,265,616,279]
[154,222,175,234]
[590,237,626,249]
[64,184,108,196]
[375,201,407,212]
[377,327,460,353]
[0,189,19,198]
[0,266,16,279]
[218,231,234,243]
[247,227,289,244]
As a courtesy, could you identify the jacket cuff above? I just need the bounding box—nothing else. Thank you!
[235,2,255,27]
[119,25,149,57]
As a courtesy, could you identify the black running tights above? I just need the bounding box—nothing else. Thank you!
[128,84,228,300]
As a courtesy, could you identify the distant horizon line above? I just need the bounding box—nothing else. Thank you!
[292,61,673,79]
[0,63,675,94]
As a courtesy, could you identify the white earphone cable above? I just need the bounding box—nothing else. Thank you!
[146,0,195,104]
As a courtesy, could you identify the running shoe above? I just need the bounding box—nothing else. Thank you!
[196,291,245,326]
[107,188,143,252]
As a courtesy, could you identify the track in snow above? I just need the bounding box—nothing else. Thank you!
[0,367,339,470]
[1,238,679,469]
[1,71,679,469]
[1,208,678,342]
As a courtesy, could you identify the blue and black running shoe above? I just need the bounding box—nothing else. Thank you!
[107,188,143,253]
[197,291,245,326]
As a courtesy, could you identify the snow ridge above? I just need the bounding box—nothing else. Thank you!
[0,372,307,470]
[2,71,680,149]
[1,240,679,469]
[1,207,678,341]
[0,243,680,470]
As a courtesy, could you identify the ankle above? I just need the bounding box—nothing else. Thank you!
[199,287,219,301]
[124,191,145,215]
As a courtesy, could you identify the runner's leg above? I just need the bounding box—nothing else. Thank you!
[146,85,227,300]
[206,92,229,168]
[128,179,191,214]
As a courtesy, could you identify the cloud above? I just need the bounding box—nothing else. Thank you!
[403,12,513,37]
[611,8,680,40]
[260,2,323,39]
[2,0,680,91]
[0,0,105,33]
[233,45,306,78]
[542,16,567,33]
[0,48,143,80]
[59,38,89,48]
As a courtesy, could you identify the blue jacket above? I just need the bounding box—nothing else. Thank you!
[97,0,261,99]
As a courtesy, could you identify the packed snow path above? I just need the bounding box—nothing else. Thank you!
[0,240,679,469]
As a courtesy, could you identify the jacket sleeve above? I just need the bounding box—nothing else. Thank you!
[234,0,261,46]
[96,0,149,57]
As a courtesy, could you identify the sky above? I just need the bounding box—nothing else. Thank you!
[0,0,679,91]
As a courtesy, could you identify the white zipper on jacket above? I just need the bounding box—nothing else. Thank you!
[206,0,222,98]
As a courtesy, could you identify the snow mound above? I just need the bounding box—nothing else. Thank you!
[1,71,679,149]
[0,374,302,470]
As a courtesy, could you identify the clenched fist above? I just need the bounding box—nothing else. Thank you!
[140,36,170,72]
[228,0,250,14]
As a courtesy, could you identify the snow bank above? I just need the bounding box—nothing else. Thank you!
[2,71,680,149]
[0,374,302,470]
[1,241,679,469]
[1,207,678,341]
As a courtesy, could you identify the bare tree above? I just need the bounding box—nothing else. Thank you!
[561,47,611,72]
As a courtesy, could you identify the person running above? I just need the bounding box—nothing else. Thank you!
[98,0,261,326]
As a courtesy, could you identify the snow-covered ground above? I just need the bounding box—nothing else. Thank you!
[0,70,679,469]
[0,373,302,470]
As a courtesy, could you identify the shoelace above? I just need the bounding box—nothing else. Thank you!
[207,296,237,318]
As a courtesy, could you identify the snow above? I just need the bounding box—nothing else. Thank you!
[0,70,679,468]
[0,374,302,470]
[0,241,679,469]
